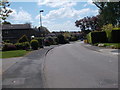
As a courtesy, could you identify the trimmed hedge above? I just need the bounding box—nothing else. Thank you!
[87,31,108,44]
[2,43,17,51]
[87,29,120,44]
[15,42,30,50]
[111,30,120,43]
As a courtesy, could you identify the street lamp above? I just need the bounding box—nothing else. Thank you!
[40,10,44,29]
[39,10,44,48]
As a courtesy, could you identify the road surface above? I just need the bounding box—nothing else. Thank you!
[2,46,56,88]
[44,42,118,88]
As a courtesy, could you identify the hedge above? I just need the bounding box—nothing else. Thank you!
[2,43,17,51]
[87,31,108,44]
[111,30,120,43]
[87,29,120,44]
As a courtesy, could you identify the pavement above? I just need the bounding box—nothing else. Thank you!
[81,41,120,56]
[2,45,57,89]
[44,41,118,88]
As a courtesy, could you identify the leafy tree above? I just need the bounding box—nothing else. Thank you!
[93,1,120,26]
[75,15,100,31]
[0,0,12,24]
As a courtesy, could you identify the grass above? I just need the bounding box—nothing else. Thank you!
[0,50,31,59]
[94,43,120,49]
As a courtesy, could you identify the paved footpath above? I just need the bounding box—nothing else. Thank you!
[2,46,56,89]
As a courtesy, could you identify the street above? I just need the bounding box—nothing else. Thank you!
[44,42,118,88]
[2,46,55,88]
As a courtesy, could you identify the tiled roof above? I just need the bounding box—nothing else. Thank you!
[1,24,31,30]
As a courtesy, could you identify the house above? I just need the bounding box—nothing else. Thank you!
[1,24,50,43]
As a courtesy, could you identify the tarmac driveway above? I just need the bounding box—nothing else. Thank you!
[2,46,56,88]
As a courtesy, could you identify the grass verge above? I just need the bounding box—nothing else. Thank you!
[0,50,31,59]
[94,43,120,49]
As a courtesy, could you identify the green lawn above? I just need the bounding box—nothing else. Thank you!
[95,43,120,49]
[0,50,30,59]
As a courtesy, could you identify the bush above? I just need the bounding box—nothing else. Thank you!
[30,39,39,50]
[47,37,55,45]
[15,42,30,50]
[57,34,66,44]
[44,40,50,46]
[54,37,59,45]
[18,35,29,43]
[102,24,113,31]
[87,31,108,44]
[36,38,43,48]
[105,30,112,42]
[2,43,17,51]
[69,36,77,41]
[65,39,70,44]
[105,29,120,43]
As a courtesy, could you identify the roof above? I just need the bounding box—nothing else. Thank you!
[1,24,31,30]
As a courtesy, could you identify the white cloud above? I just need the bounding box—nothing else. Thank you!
[8,8,33,23]
[43,20,80,31]
[38,0,76,8]
[36,7,97,21]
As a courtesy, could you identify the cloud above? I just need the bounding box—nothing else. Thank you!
[38,0,77,8]
[36,7,97,21]
[43,20,80,31]
[7,8,33,23]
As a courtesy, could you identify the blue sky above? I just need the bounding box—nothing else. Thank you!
[7,0,99,31]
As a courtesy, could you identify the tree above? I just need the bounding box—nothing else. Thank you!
[93,1,120,26]
[75,15,100,31]
[0,0,12,24]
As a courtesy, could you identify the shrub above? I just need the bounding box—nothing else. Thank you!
[30,39,39,50]
[44,40,50,46]
[102,24,113,31]
[54,37,59,45]
[2,43,17,51]
[57,34,66,44]
[48,37,54,45]
[15,42,30,50]
[35,38,43,48]
[69,36,77,41]
[105,30,112,42]
[18,35,29,43]
[111,30,120,43]
[105,29,120,43]
[87,31,108,44]
[15,43,23,50]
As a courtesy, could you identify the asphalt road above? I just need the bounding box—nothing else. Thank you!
[2,46,55,88]
[44,42,118,88]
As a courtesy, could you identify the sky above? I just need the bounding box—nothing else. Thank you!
[7,0,99,31]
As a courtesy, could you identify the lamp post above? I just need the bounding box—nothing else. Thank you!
[40,10,44,29]
[39,10,44,47]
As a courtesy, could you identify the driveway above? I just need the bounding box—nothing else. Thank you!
[44,42,118,88]
[2,45,56,88]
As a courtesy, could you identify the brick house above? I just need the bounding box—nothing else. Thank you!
[1,24,49,43]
